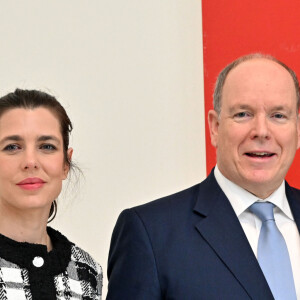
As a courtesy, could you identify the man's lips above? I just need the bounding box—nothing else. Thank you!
[17,177,45,190]
[244,151,275,158]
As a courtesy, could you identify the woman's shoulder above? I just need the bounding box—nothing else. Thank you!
[70,243,102,275]
[48,227,103,299]
[47,226,102,275]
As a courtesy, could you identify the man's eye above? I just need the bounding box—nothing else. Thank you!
[234,112,249,118]
[273,113,285,119]
[3,144,20,151]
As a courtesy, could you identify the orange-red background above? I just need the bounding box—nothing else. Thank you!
[202,0,300,188]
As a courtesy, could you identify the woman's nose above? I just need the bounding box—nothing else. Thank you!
[21,150,39,170]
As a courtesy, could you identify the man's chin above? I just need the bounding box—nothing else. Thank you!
[240,173,282,198]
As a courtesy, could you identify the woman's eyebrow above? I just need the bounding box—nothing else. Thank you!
[37,135,60,143]
[0,135,23,144]
[0,135,61,145]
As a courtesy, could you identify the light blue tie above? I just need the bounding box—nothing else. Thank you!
[250,202,297,300]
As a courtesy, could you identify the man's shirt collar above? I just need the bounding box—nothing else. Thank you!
[214,165,293,220]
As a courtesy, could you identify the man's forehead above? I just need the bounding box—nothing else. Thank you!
[226,58,293,82]
[223,58,296,94]
[220,58,298,112]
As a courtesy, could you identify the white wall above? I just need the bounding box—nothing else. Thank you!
[0,1,205,297]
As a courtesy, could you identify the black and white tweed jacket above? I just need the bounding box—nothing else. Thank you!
[0,227,102,299]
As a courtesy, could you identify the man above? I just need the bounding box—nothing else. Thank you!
[107,54,300,299]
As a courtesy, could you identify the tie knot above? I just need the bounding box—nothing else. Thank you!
[249,202,275,222]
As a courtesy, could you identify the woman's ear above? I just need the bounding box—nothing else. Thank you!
[63,148,73,179]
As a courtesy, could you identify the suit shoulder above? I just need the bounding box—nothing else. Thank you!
[288,185,300,194]
[286,181,300,198]
[130,183,201,218]
[116,174,219,229]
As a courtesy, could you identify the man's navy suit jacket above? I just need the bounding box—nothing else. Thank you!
[107,171,300,299]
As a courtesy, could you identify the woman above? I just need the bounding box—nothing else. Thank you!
[0,89,102,299]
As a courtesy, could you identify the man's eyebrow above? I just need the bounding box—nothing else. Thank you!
[228,104,252,113]
[270,106,295,117]
[271,105,289,111]
[228,105,292,113]
[37,135,61,144]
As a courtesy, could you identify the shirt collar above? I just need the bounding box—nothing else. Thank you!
[214,165,294,220]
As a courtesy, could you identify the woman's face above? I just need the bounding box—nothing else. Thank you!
[0,107,72,216]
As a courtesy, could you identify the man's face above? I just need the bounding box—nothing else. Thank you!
[208,59,300,198]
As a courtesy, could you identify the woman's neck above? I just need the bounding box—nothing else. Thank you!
[0,206,53,251]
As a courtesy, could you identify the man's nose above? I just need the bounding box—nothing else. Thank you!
[250,115,270,140]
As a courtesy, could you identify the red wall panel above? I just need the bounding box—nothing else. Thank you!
[202,0,300,188]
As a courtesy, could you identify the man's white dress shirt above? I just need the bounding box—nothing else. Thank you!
[214,165,300,298]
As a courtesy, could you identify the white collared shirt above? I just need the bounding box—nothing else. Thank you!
[214,165,300,298]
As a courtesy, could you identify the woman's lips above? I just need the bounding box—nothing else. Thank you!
[17,177,45,190]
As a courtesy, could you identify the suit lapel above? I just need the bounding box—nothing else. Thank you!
[286,181,300,233]
[194,171,274,299]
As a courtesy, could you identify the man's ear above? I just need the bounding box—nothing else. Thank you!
[297,114,300,150]
[63,148,73,179]
[208,110,219,148]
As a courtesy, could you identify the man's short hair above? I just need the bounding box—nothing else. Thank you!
[213,53,300,115]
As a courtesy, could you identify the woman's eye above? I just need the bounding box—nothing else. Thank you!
[40,144,57,151]
[3,144,20,151]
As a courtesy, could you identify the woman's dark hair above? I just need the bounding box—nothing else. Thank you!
[0,89,73,222]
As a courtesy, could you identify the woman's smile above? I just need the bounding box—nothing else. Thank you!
[17,177,46,191]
